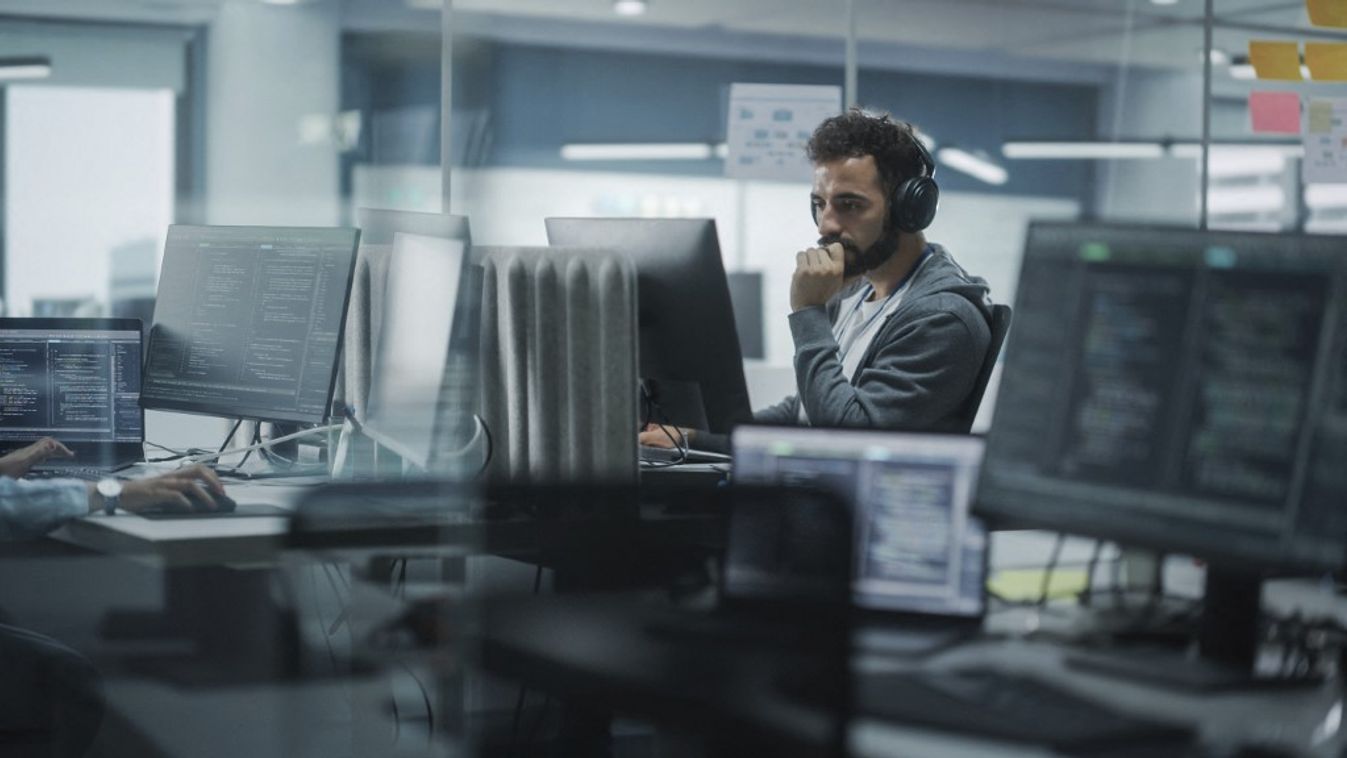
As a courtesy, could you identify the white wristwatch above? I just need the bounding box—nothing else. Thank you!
[96,478,123,515]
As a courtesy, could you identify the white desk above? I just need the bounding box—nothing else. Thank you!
[49,477,314,568]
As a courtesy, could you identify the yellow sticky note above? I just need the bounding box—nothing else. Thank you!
[987,568,1088,603]
[1308,0,1347,28]
[1249,40,1304,80]
[1305,42,1347,80]
[1310,100,1335,133]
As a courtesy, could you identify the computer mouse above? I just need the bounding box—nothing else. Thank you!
[184,489,237,514]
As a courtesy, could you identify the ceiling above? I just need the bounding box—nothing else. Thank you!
[0,0,1340,76]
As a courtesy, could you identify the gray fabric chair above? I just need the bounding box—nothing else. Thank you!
[955,303,1013,433]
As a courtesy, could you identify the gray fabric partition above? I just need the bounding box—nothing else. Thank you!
[477,246,638,484]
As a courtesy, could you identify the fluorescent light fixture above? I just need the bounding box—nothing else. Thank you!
[936,147,1008,185]
[1208,185,1285,214]
[613,0,648,16]
[1169,142,1303,159]
[561,142,715,161]
[1003,141,1165,159]
[0,56,52,81]
[1207,48,1231,65]
[1150,0,1180,5]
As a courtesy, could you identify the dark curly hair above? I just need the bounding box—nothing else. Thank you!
[806,108,926,199]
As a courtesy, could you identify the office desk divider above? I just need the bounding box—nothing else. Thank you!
[476,246,639,485]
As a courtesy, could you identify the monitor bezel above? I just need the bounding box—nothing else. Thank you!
[139,225,361,426]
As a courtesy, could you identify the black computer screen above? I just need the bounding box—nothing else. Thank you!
[545,218,753,434]
[976,222,1347,571]
[141,225,360,424]
[0,319,143,445]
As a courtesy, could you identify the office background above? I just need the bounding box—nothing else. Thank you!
[0,0,1332,435]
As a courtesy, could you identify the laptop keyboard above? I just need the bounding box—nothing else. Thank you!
[27,467,118,482]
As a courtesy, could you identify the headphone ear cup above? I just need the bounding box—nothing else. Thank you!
[891,176,939,233]
[811,200,819,227]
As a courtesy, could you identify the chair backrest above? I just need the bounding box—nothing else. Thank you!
[954,303,1012,433]
[477,246,639,484]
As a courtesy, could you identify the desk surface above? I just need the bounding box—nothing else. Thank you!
[473,593,1347,758]
[50,477,308,567]
[50,474,727,569]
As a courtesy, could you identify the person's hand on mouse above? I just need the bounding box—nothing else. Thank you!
[104,465,227,514]
[0,437,75,479]
[638,423,694,449]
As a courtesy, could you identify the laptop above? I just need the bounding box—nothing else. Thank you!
[0,318,146,475]
[732,426,988,653]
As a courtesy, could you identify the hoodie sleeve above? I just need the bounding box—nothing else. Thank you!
[789,293,990,431]
[753,394,802,426]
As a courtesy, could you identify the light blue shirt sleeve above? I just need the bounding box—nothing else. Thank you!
[0,476,89,541]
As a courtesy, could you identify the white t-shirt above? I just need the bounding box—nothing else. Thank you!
[797,255,932,425]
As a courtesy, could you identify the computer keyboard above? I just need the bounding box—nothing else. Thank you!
[639,445,732,464]
[855,668,1195,753]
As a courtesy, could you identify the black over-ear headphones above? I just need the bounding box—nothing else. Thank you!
[891,135,939,234]
[810,122,940,234]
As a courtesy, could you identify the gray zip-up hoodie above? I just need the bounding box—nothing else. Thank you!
[755,242,993,433]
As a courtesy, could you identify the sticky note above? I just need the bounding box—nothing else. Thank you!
[1250,91,1302,134]
[1249,40,1304,80]
[1309,99,1335,133]
[1305,42,1347,80]
[1307,0,1347,28]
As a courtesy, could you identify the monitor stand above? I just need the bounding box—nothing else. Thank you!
[1066,568,1319,691]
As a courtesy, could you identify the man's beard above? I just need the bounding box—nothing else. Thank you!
[820,223,901,278]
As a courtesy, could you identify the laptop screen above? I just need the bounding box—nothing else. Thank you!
[732,427,987,618]
[0,319,144,447]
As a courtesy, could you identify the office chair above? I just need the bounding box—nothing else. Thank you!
[954,303,1012,433]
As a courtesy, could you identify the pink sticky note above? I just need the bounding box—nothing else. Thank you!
[1249,91,1302,134]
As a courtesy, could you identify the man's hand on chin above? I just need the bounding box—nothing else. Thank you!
[790,242,848,312]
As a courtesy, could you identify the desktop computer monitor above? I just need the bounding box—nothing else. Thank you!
[976,221,1347,572]
[359,212,479,471]
[976,221,1347,673]
[0,318,144,465]
[141,225,360,425]
[544,218,753,434]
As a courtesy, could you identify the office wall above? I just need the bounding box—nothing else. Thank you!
[0,20,189,93]
[204,1,342,226]
[355,164,1077,369]
[342,36,1099,202]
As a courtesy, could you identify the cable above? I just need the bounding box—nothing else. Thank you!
[1080,539,1105,605]
[477,414,493,476]
[638,383,690,467]
[182,424,342,466]
[218,419,243,455]
[399,661,434,743]
[1038,533,1066,608]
